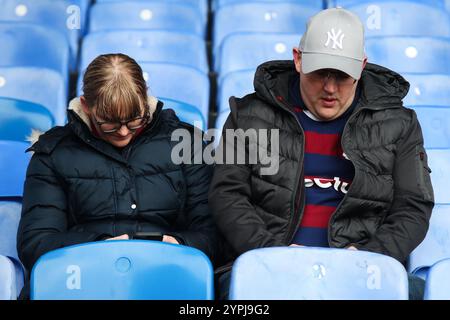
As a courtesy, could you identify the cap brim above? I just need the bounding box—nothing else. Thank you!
[301,52,364,80]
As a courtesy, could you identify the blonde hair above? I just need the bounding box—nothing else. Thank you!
[82,53,148,122]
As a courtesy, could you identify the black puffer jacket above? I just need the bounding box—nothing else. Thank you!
[18,97,218,272]
[209,61,434,269]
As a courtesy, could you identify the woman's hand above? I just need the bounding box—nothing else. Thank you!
[105,234,129,241]
[162,235,180,244]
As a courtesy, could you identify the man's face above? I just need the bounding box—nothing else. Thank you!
[293,49,365,121]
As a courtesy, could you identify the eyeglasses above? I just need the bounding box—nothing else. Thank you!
[307,69,357,87]
[94,111,150,134]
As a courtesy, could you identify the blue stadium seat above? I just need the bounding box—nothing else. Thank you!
[0,0,82,70]
[0,98,54,142]
[0,140,30,198]
[0,138,28,203]
[143,64,209,123]
[229,247,409,299]
[217,32,301,78]
[0,200,24,297]
[89,1,205,37]
[0,255,18,300]
[215,0,324,11]
[213,3,318,55]
[0,140,29,299]
[409,205,450,280]
[160,97,206,131]
[218,70,254,112]
[96,0,208,22]
[424,258,450,300]
[333,0,448,9]
[427,149,450,205]
[411,106,450,149]
[0,67,68,125]
[0,22,70,83]
[403,74,450,107]
[365,37,450,74]
[30,240,214,300]
[344,2,450,37]
[79,30,208,73]
[0,201,23,265]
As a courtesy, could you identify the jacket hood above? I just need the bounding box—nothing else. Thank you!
[253,60,410,111]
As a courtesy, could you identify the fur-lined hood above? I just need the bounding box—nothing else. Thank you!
[28,95,159,145]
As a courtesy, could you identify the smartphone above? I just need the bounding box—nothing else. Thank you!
[132,232,163,241]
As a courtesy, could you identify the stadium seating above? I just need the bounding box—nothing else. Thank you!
[344,2,450,38]
[0,67,68,125]
[424,258,450,300]
[79,30,208,74]
[30,240,214,300]
[0,140,29,200]
[427,149,450,205]
[411,106,450,149]
[333,0,449,8]
[0,0,82,70]
[408,205,450,279]
[141,63,210,123]
[229,247,409,299]
[0,255,18,300]
[0,139,30,300]
[365,37,450,74]
[0,98,54,142]
[160,98,206,131]
[214,0,324,11]
[0,22,70,83]
[403,74,450,107]
[89,1,205,37]
[217,32,301,78]
[218,70,254,112]
[0,201,22,265]
[213,3,318,55]
[96,0,208,22]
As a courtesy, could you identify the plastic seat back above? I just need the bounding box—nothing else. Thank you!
[0,98,54,142]
[0,67,67,125]
[404,74,450,107]
[30,240,214,300]
[230,247,409,300]
[90,1,204,37]
[408,205,450,279]
[80,30,208,73]
[424,258,450,300]
[365,37,450,74]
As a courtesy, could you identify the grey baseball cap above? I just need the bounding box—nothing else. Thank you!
[299,8,365,80]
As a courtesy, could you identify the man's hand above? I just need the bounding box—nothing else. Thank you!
[289,244,305,247]
[347,245,358,250]
[105,234,129,241]
[162,235,180,244]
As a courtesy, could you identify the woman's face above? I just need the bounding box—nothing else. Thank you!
[81,96,147,148]
[91,112,136,148]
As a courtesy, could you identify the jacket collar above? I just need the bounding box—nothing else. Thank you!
[253,60,410,112]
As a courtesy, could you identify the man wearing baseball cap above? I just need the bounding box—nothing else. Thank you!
[210,8,433,300]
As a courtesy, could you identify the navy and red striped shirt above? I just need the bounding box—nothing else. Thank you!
[289,76,360,247]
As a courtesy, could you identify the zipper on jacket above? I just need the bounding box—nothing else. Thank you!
[268,93,306,245]
[326,102,402,247]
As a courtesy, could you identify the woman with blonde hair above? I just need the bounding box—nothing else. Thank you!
[17,54,218,296]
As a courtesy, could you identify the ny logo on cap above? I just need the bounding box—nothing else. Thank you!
[325,28,345,50]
